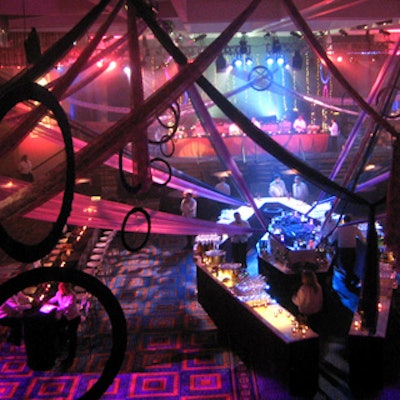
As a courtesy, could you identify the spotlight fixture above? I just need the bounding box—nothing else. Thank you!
[266,55,274,67]
[239,36,249,55]
[245,56,253,67]
[272,36,281,53]
[193,33,207,43]
[290,31,303,39]
[356,24,368,30]
[376,19,392,26]
[216,53,227,73]
[339,29,348,37]
[276,55,285,67]
[233,57,243,68]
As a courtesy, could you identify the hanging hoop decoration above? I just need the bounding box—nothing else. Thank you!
[0,82,75,262]
[150,157,172,186]
[150,101,181,145]
[248,65,273,91]
[0,267,126,400]
[118,148,142,194]
[159,134,175,157]
[121,206,151,252]
[319,63,331,97]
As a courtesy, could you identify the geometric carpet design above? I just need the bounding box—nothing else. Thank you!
[0,234,265,399]
[2,233,400,399]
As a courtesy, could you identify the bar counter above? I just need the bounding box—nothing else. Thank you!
[258,251,330,314]
[196,261,319,397]
[347,262,396,395]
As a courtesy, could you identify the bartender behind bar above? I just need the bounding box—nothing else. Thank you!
[229,212,252,268]
[42,282,81,369]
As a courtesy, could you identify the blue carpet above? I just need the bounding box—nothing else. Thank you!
[1,234,400,399]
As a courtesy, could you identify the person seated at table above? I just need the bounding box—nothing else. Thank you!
[292,114,307,133]
[0,292,32,346]
[46,282,81,368]
[292,270,323,329]
[268,174,289,197]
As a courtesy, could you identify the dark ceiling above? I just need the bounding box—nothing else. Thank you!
[0,0,399,38]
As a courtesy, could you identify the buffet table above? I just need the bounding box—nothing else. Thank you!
[174,133,329,158]
[196,262,319,397]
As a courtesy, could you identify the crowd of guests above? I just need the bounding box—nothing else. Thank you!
[171,113,340,139]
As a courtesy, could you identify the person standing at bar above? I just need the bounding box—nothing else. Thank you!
[180,190,197,250]
[292,175,309,202]
[292,270,323,328]
[331,214,366,289]
[328,118,340,151]
[230,212,251,268]
[269,174,288,197]
[17,154,34,182]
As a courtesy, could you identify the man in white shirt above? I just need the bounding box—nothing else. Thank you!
[292,175,309,202]
[180,191,197,249]
[17,154,34,182]
[328,118,340,151]
[215,177,231,196]
[269,174,288,197]
[292,114,307,133]
[331,215,366,288]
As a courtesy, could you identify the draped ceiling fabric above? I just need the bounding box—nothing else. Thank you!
[0,0,398,335]
[0,177,259,238]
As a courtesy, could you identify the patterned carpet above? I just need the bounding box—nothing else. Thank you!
[2,233,400,399]
[0,234,272,400]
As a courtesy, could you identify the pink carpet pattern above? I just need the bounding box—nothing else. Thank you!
[0,235,264,399]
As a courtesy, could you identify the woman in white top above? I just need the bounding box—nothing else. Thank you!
[47,282,81,367]
[292,270,323,328]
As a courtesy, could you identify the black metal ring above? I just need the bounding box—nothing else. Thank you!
[118,148,142,194]
[159,134,175,157]
[150,157,172,186]
[156,102,180,131]
[0,267,127,400]
[121,206,151,252]
[248,65,273,91]
[150,102,181,145]
[0,82,75,262]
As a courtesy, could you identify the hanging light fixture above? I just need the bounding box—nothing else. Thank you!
[216,53,227,73]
